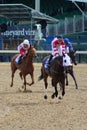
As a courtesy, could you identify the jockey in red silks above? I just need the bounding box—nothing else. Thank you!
[51,36,65,57]
[47,35,72,69]
[15,39,30,64]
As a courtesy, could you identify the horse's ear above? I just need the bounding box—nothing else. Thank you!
[29,44,33,49]
[33,44,36,48]
[30,44,32,48]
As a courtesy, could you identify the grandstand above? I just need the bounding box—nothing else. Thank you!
[0,0,87,63]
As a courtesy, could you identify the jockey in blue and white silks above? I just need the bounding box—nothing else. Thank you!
[64,38,74,53]
[64,38,77,65]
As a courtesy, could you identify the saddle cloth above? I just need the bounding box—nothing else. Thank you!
[44,54,72,70]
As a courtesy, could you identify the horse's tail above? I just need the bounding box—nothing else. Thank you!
[38,67,43,81]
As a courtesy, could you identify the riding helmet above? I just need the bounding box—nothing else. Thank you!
[23,39,30,45]
[64,38,69,43]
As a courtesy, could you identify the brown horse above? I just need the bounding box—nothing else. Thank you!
[10,45,37,91]
[38,55,65,99]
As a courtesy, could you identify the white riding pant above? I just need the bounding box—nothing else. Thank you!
[15,55,21,63]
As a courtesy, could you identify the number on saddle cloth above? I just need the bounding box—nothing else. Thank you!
[63,54,72,66]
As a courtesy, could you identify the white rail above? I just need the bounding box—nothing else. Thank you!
[0,50,87,54]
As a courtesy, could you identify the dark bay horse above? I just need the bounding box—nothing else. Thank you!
[38,56,65,99]
[10,45,37,91]
[65,65,78,89]
[68,50,77,65]
[65,51,78,89]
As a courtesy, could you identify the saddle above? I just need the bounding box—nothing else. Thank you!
[44,55,58,71]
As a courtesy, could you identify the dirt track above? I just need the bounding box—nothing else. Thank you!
[0,63,87,130]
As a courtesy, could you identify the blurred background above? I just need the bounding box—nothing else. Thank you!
[0,0,87,63]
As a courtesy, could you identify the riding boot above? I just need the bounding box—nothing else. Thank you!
[47,54,53,69]
[18,55,22,64]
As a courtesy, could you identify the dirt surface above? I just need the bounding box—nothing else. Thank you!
[0,63,87,130]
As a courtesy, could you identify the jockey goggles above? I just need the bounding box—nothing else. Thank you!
[58,37,63,42]
[57,35,63,42]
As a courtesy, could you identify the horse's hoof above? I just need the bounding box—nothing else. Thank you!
[62,92,65,96]
[66,83,68,86]
[51,94,55,99]
[10,84,13,87]
[59,96,62,99]
[44,95,47,99]
[23,90,27,93]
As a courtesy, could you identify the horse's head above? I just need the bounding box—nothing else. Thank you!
[27,45,37,58]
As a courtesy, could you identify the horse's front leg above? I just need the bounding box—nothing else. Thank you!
[51,80,58,99]
[65,73,68,86]
[44,76,48,99]
[51,85,58,99]
[10,69,16,87]
[26,72,34,86]
[69,71,78,89]
[19,72,23,80]
[61,79,65,97]
[23,76,27,92]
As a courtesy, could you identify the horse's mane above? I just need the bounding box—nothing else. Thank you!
[53,55,62,61]
[27,44,33,53]
[24,45,36,57]
[50,56,64,75]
